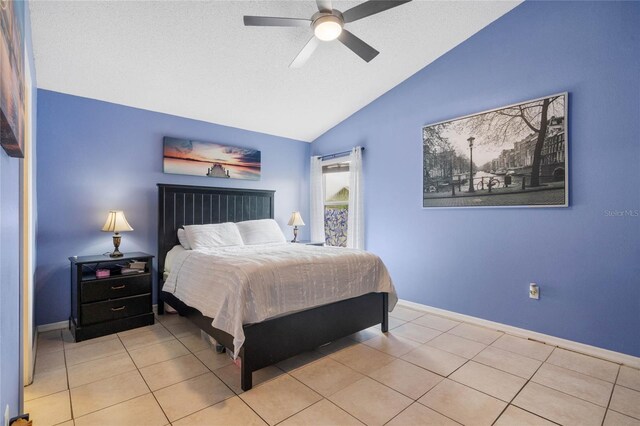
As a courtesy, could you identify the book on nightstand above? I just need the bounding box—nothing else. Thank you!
[120,267,145,275]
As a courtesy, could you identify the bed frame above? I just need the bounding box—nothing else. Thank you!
[157,183,388,391]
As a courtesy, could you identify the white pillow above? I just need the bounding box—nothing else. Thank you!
[236,219,287,245]
[177,228,192,250]
[164,244,186,273]
[183,222,244,250]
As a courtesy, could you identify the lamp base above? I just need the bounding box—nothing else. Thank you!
[291,226,299,243]
[109,249,124,258]
[110,233,123,258]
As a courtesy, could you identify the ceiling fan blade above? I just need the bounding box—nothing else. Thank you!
[342,0,412,23]
[316,0,333,12]
[243,16,311,27]
[290,36,321,68]
[338,30,379,62]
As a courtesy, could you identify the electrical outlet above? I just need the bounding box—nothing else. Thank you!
[4,404,9,426]
[529,283,540,300]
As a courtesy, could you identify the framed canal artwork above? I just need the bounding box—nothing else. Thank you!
[163,137,261,181]
[0,0,26,158]
[422,93,568,208]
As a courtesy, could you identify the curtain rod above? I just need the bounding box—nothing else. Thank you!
[319,146,364,161]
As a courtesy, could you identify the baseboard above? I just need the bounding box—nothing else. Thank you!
[36,320,68,333]
[398,299,640,370]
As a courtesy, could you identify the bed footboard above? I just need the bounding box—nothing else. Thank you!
[162,291,388,391]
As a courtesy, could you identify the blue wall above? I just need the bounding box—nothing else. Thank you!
[1,0,37,417]
[35,91,310,326]
[312,2,640,356]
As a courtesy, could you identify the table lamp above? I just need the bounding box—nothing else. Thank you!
[287,211,305,243]
[101,210,133,258]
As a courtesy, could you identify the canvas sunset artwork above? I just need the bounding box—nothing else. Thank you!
[163,137,261,181]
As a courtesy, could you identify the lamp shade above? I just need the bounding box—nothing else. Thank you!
[101,210,133,233]
[287,211,305,227]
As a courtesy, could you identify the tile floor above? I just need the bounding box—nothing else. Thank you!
[25,306,640,426]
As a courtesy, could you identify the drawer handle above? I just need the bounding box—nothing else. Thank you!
[110,306,126,312]
[111,284,126,290]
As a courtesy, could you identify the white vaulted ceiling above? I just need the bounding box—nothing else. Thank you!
[30,1,521,142]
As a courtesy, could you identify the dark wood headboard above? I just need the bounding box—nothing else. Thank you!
[157,184,275,286]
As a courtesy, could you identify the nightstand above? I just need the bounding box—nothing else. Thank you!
[294,240,325,246]
[69,252,154,342]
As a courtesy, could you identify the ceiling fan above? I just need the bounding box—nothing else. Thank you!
[243,0,412,68]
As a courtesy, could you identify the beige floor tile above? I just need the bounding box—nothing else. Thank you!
[194,347,234,371]
[388,317,406,330]
[317,337,359,355]
[604,409,640,426]
[129,339,190,368]
[401,344,468,376]
[473,346,542,379]
[140,354,209,391]
[240,375,321,425]
[449,361,526,402]
[546,347,619,382]
[62,331,118,349]
[70,370,150,417]
[329,343,395,375]
[329,377,412,426]
[34,350,66,373]
[610,385,640,420]
[280,399,363,426]
[426,333,487,359]
[37,330,64,354]
[67,351,136,388]
[411,313,461,332]
[164,320,202,338]
[74,393,167,426]
[448,323,503,345]
[491,334,554,362]
[619,365,640,392]
[419,379,506,426]
[24,367,68,401]
[387,402,460,426]
[179,333,211,352]
[389,306,424,321]
[173,396,267,426]
[291,357,364,397]
[154,372,234,422]
[117,322,166,338]
[532,362,613,406]
[369,359,443,399]
[155,312,187,325]
[55,421,74,426]
[362,333,421,357]
[276,350,325,372]
[119,326,175,351]
[513,381,605,426]
[24,390,71,426]
[64,338,126,367]
[390,322,441,343]
[494,405,556,426]
[215,363,284,394]
[349,325,385,343]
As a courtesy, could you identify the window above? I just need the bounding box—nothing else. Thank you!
[323,161,350,247]
[311,147,363,249]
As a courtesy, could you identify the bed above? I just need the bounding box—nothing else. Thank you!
[157,183,394,391]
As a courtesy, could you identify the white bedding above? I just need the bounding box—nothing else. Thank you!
[163,243,397,357]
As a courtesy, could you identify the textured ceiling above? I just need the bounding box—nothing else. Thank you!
[30,1,521,142]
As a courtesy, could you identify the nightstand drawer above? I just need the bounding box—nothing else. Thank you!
[81,274,151,303]
[81,294,151,325]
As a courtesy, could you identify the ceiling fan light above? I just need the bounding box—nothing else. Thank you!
[313,15,343,41]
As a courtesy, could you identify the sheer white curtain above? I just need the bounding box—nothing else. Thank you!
[309,156,325,243]
[347,147,364,249]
